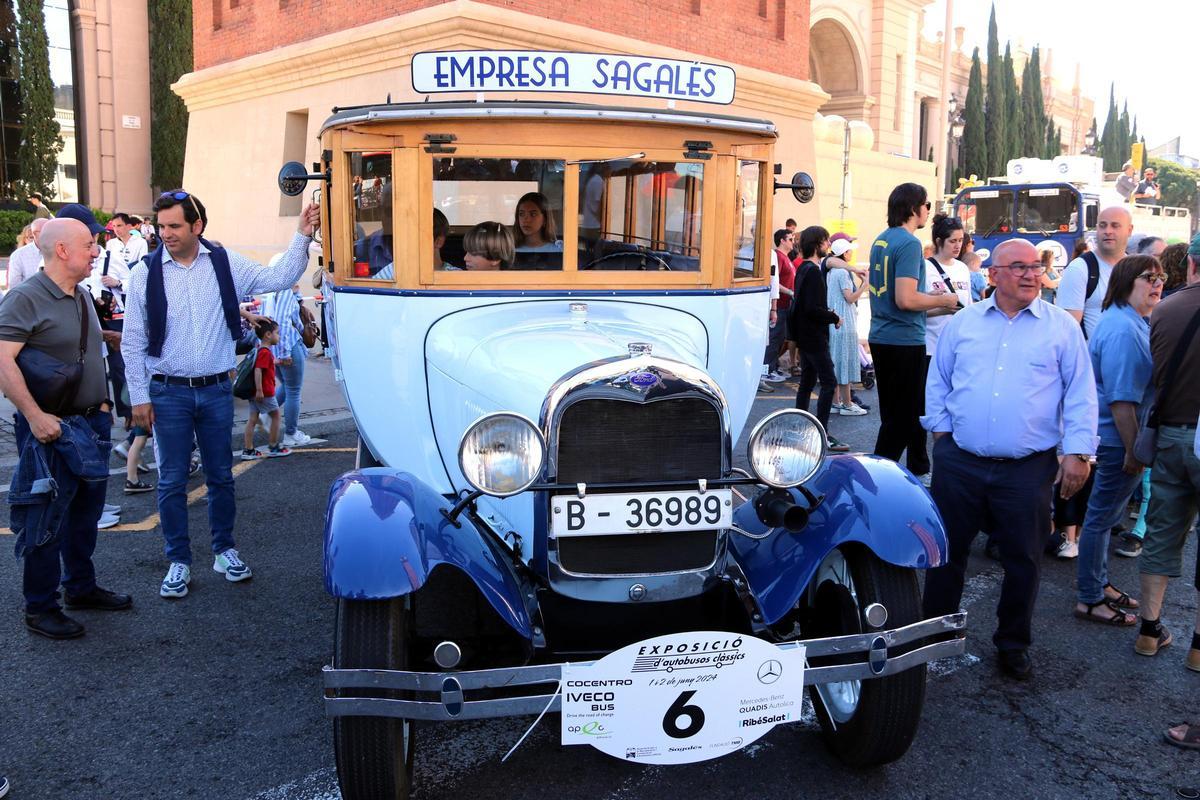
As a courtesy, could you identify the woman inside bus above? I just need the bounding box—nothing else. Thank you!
[463,221,515,271]
[512,191,563,270]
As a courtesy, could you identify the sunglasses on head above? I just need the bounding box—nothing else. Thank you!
[160,190,202,222]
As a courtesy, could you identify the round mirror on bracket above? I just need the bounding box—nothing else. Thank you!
[278,161,311,196]
[791,172,815,204]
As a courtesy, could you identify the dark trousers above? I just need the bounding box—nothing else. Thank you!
[922,436,1058,652]
[762,308,787,373]
[102,317,131,421]
[796,341,836,430]
[17,413,111,613]
[871,342,930,476]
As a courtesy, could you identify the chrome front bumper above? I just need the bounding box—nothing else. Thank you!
[322,613,966,722]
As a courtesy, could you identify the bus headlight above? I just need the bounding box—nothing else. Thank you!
[458,413,546,497]
[746,409,827,488]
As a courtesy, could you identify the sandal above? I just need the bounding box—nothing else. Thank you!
[1104,583,1140,610]
[1073,599,1137,626]
[1164,722,1200,751]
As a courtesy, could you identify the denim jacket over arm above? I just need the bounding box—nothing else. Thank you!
[8,413,111,557]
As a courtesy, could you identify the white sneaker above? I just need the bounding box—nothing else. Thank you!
[213,548,252,582]
[103,503,121,515]
[160,562,191,598]
[112,441,130,459]
[918,473,933,488]
[839,402,869,416]
[1056,540,1079,559]
[282,430,313,447]
[765,370,789,383]
[97,512,120,530]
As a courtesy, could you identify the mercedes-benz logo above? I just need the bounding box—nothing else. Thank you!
[757,659,782,684]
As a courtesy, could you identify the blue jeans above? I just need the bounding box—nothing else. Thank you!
[274,340,307,436]
[18,412,111,613]
[1077,444,1143,604]
[150,379,236,565]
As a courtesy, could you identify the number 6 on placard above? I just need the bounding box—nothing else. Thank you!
[662,690,705,739]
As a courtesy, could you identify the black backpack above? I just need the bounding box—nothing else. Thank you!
[1078,251,1102,338]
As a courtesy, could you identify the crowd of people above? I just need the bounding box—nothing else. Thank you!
[2,175,1199,797]
[762,181,1199,745]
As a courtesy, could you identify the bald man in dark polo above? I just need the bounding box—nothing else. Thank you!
[0,216,133,640]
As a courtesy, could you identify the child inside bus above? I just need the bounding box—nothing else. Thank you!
[463,221,515,270]
[513,192,562,252]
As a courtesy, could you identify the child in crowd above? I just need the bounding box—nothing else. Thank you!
[463,221,515,270]
[123,425,153,494]
[241,320,291,460]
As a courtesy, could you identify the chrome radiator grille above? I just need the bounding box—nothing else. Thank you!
[553,397,723,575]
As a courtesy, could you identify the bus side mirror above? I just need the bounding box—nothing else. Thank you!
[278,161,327,196]
[774,171,815,204]
[1085,205,1098,228]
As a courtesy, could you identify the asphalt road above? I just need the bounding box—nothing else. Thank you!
[2,384,1198,800]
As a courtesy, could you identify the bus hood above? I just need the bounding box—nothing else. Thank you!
[424,299,710,419]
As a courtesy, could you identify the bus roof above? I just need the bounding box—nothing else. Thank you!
[320,100,777,137]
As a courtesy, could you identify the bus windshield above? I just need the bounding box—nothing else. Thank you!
[1016,186,1078,235]
[955,188,1015,238]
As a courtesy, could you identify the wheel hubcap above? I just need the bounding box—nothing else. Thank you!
[810,549,862,723]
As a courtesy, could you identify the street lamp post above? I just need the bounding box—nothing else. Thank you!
[946,93,965,193]
[1082,122,1098,157]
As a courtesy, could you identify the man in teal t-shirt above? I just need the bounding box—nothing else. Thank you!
[867,183,959,481]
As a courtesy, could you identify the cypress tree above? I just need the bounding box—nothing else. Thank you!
[149,0,193,191]
[1118,101,1131,164]
[1022,48,1050,159]
[984,5,1006,177]
[1003,43,1022,162]
[1100,85,1120,171]
[15,0,62,198]
[962,47,988,180]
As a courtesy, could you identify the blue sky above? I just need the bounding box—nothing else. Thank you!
[923,0,1199,157]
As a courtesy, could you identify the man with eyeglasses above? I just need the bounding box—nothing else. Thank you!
[922,238,1097,681]
[122,190,320,600]
[1056,205,1133,337]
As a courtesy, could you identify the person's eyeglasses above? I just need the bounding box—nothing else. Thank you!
[923,202,932,211]
[998,262,1047,276]
[1137,272,1166,285]
[160,190,202,223]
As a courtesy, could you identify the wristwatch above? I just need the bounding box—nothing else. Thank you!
[1068,453,1090,464]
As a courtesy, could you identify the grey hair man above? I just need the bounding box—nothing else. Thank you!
[0,217,133,639]
[6,217,49,289]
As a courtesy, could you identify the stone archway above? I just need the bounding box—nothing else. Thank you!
[809,17,870,122]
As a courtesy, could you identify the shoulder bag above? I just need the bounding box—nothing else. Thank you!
[15,292,90,416]
[296,302,320,349]
[1133,306,1200,465]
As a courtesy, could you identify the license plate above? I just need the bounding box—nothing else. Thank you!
[551,489,733,537]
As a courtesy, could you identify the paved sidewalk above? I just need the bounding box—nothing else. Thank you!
[0,352,355,471]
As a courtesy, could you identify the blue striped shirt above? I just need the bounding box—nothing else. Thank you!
[263,287,302,360]
[122,233,311,405]
[922,295,1098,458]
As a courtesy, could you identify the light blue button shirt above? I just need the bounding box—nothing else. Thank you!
[922,295,1098,458]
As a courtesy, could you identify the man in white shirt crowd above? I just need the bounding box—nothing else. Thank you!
[1055,206,1133,337]
[6,217,48,290]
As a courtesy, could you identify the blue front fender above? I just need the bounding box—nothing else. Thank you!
[729,454,948,626]
[323,468,533,639]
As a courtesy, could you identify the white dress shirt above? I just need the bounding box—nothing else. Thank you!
[121,233,312,405]
[7,241,44,289]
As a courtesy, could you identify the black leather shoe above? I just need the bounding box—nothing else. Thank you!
[25,610,85,639]
[64,587,133,611]
[997,649,1033,681]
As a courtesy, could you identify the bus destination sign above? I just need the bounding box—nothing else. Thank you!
[411,50,736,105]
